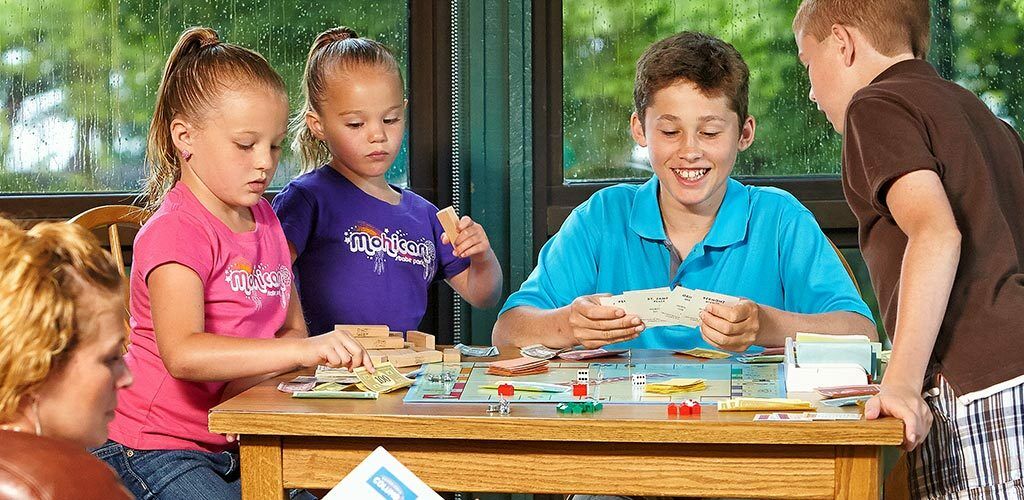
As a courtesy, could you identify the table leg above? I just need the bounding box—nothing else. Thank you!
[835,445,880,500]
[240,435,286,500]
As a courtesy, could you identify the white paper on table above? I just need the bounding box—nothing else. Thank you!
[324,446,442,500]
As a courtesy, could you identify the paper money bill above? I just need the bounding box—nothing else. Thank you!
[277,376,318,393]
[353,362,413,393]
[677,347,732,359]
[454,343,499,357]
[520,344,569,360]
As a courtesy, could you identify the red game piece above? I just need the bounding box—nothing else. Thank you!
[691,402,702,415]
[678,402,692,415]
[667,403,679,416]
[572,383,587,397]
[497,383,515,397]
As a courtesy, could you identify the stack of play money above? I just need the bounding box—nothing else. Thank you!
[520,344,569,360]
[454,343,499,357]
[353,362,414,394]
[645,378,706,394]
[486,356,549,376]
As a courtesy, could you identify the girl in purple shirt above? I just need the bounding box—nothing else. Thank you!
[274,27,503,335]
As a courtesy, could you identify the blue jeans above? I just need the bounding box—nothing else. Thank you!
[93,440,316,500]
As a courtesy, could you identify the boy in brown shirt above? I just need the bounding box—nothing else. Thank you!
[793,0,1024,497]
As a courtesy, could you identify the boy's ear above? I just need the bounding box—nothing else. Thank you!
[305,110,326,141]
[831,23,856,67]
[630,112,648,147]
[169,117,193,154]
[737,115,757,152]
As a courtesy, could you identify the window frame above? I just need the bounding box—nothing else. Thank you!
[532,0,864,258]
[0,0,447,224]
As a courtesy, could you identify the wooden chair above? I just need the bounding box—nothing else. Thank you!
[68,205,152,345]
[828,237,860,294]
[67,205,151,279]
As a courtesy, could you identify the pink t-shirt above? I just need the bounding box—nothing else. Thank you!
[108,182,292,452]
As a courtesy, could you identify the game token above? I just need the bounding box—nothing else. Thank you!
[572,383,587,397]
[667,403,679,416]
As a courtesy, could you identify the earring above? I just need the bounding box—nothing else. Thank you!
[182,150,193,161]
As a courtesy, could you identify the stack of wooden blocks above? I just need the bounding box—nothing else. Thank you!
[335,324,442,368]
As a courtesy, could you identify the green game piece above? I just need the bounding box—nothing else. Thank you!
[556,403,569,414]
[594,402,604,411]
[570,402,584,414]
[583,401,595,413]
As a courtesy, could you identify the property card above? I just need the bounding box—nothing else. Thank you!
[324,446,442,500]
[599,286,740,328]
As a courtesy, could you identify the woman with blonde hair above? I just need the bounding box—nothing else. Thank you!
[0,217,133,499]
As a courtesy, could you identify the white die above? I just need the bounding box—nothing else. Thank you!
[577,369,590,384]
[631,373,646,387]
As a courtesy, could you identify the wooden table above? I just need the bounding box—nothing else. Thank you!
[209,350,903,499]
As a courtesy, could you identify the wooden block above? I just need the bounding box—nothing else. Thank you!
[443,347,461,364]
[388,348,443,368]
[436,206,461,244]
[355,333,405,350]
[335,324,390,338]
[365,350,389,365]
[406,330,435,350]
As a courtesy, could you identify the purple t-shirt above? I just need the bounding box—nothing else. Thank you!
[273,166,470,335]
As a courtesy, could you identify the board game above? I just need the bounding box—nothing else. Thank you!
[403,361,785,405]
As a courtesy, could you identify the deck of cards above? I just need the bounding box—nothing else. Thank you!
[599,286,740,328]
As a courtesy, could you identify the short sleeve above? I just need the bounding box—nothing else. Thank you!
[777,206,873,321]
[500,204,599,314]
[271,182,317,255]
[431,210,471,280]
[844,96,942,217]
[133,213,215,284]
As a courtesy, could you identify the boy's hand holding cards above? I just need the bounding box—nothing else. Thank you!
[599,286,740,329]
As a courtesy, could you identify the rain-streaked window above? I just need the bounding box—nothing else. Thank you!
[0,1,408,193]
[562,0,1024,183]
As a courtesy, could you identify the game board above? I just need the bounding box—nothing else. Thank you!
[403,361,785,405]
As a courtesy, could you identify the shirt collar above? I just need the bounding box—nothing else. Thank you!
[871,58,938,84]
[628,176,750,248]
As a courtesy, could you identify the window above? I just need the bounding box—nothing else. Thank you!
[560,0,1024,183]
[0,0,409,194]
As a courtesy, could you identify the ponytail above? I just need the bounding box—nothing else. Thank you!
[144,27,286,212]
[291,26,402,174]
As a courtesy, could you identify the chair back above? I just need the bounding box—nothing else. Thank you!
[67,205,151,278]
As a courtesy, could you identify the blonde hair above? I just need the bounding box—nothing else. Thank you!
[0,218,123,423]
[292,27,403,174]
[144,27,287,212]
[793,0,931,58]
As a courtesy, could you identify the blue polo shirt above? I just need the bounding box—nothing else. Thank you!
[500,177,872,351]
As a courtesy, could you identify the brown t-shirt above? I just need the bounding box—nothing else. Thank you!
[842,59,1024,395]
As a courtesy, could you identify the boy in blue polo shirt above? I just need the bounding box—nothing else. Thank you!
[493,31,875,352]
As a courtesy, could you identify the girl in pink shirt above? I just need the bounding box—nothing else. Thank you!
[93,27,371,500]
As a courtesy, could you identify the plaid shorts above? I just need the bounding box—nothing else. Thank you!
[909,375,1024,499]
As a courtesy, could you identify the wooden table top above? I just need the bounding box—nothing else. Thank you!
[210,349,904,447]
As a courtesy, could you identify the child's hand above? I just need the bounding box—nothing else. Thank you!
[297,331,375,372]
[698,299,760,352]
[442,215,493,260]
[865,382,933,451]
[568,294,645,349]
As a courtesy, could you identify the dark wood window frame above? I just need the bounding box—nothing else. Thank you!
[531,0,859,259]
